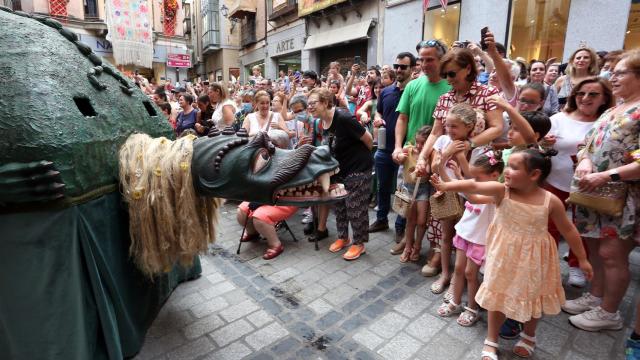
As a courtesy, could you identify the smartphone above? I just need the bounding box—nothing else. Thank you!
[480,26,489,51]
[354,55,361,65]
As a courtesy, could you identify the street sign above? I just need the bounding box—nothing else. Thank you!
[167,53,191,68]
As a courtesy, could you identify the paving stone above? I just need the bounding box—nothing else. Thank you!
[369,312,409,339]
[325,345,350,360]
[316,310,343,330]
[135,331,186,360]
[245,322,289,350]
[204,342,252,360]
[267,267,300,283]
[170,292,206,311]
[443,317,484,345]
[219,299,260,322]
[342,298,364,313]
[295,283,328,304]
[294,307,315,321]
[182,314,225,340]
[211,318,255,347]
[352,271,383,291]
[361,299,388,319]
[371,260,401,277]
[230,275,251,288]
[245,352,275,360]
[246,310,274,328]
[394,294,430,318]
[189,297,229,319]
[325,329,346,343]
[383,287,407,302]
[415,282,445,302]
[405,274,425,288]
[418,331,468,360]
[377,275,401,289]
[341,314,368,332]
[200,281,236,300]
[166,336,216,360]
[572,328,616,359]
[353,328,385,351]
[342,260,373,276]
[377,331,422,360]
[355,350,379,360]
[405,312,447,343]
[260,297,283,316]
[323,283,358,306]
[270,336,301,354]
[289,321,316,341]
[359,287,383,301]
[276,311,295,323]
[222,288,250,304]
[250,275,271,289]
[534,319,570,356]
[319,270,352,289]
[245,285,265,302]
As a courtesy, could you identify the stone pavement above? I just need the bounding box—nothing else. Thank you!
[134,201,640,360]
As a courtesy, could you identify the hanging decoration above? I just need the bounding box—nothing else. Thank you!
[163,0,179,36]
[105,0,154,67]
[49,0,68,17]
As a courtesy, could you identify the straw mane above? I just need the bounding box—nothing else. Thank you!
[119,134,220,277]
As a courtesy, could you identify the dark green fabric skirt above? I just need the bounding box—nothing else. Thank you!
[0,192,201,360]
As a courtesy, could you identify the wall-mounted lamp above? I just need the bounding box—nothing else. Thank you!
[220,4,239,32]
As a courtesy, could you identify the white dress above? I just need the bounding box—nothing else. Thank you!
[212,99,238,130]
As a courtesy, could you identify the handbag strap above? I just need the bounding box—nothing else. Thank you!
[411,177,421,201]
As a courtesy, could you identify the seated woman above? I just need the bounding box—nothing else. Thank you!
[236,130,298,260]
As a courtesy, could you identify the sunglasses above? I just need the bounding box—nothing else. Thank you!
[393,63,410,70]
[418,39,447,55]
[575,91,601,98]
[440,70,459,79]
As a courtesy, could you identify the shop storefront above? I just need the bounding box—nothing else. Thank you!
[239,47,267,84]
[266,22,305,79]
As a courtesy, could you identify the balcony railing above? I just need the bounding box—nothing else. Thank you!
[228,0,256,20]
[269,0,296,20]
[202,30,220,53]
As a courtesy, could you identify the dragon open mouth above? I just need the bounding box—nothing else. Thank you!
[275,168,347,203]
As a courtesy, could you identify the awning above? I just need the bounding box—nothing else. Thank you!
[303,19,373,50]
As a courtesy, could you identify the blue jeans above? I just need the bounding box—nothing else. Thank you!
[374,150,405,232]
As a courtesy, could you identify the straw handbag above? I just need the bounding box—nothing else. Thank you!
[567,177,627,217]
[429,191,464,220]
[392,178,421,217]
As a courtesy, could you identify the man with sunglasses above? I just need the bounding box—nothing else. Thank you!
[368,52,416,240]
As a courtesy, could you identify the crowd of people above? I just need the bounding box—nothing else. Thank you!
[137,27,640,360]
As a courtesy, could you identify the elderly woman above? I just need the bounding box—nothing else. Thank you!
[308,87,373,260]
[564,50,640,332]
[544,78,615,288]
[556,47,600,107]
[236,130,297,260]
[528,61,560,116]
[415,47,503,295]
[208,83,237,130]
[544,63,560,87]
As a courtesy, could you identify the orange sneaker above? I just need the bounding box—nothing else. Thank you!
[329,238,350,253]
[343,244,366,260]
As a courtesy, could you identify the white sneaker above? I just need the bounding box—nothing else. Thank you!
[562,293,602,315]
[568,306,623,331]
[568,267,587,288]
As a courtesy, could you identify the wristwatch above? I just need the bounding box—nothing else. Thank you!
[609,169,621,181]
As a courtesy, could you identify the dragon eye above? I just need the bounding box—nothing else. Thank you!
[252,148,270,173]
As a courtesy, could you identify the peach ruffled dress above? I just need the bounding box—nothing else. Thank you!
[475,190,565,323]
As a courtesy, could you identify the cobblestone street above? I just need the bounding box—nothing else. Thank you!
[135,202,640,360]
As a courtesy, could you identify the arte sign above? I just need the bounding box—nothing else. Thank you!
[298,0,346,16]
[275,39,295,54]
[167,53,191,68]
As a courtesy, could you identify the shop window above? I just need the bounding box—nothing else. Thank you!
[625,0,640,50]
[508,0,571,62]
[423,1,460,48]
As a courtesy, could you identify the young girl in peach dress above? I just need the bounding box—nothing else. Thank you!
[431,148,593,360]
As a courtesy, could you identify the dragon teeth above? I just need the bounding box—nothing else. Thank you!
[319,173,330,193]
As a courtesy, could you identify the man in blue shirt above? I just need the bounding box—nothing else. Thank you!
[368,52,416,244]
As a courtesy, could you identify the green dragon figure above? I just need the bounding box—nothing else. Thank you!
[0,7,342,360]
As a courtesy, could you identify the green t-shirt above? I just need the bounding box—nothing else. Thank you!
[396,76,450,145]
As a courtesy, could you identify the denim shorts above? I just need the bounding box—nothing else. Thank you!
[402,182,431,201]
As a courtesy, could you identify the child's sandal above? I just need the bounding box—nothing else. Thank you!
[481,339,499,360]
[513,332,536,358]
[437,300,463,317]
[443,279,456,303]
[399,247,412,263]
[457,306,480,327]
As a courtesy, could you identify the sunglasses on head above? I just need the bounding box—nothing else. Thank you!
[418,39,447,55]
[393,64,409,70]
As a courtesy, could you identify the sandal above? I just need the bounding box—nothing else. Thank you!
[437,300,463,317]
[410,245,421,262]
[513,332,536,358]
[481,339,499,360]
[241,232,260,242]
[443,279,456,303]
[399,246,412,263]
[262,244,284,260]
[430,276,450,294]
[457,306,480,327]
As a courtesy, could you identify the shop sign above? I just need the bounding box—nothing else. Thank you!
[275,38,295,54]
[298,0,346,16]
[167,54,191,68]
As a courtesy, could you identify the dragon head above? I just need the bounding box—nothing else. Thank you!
[191,129,346,206]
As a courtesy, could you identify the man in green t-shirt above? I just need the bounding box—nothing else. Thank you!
[393,40,451,160]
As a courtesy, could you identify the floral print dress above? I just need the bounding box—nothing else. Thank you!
[574,105,640,240]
